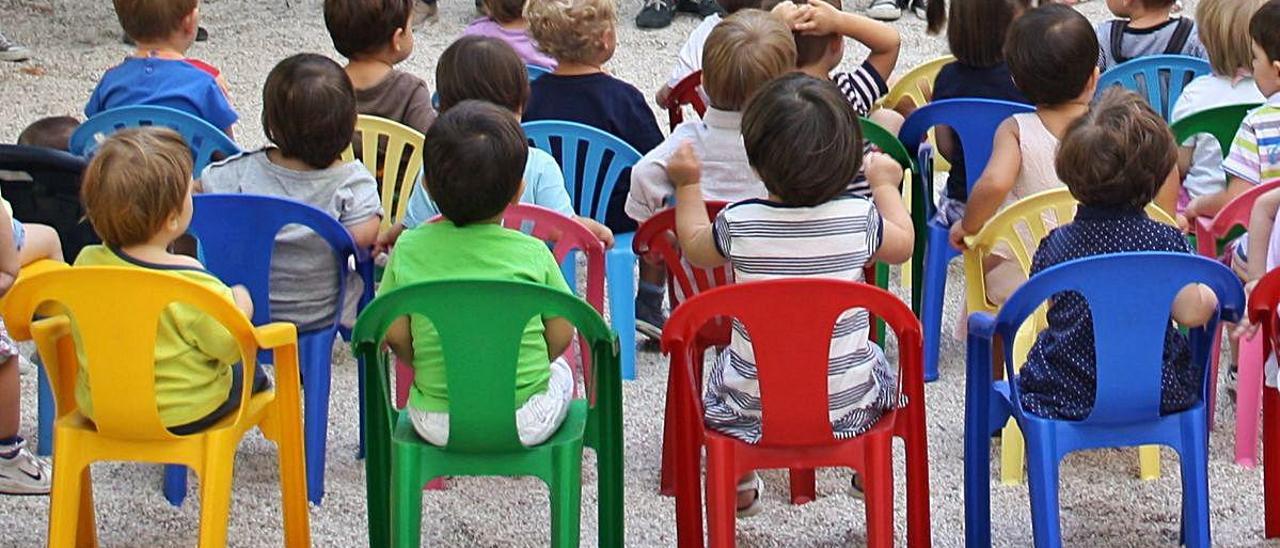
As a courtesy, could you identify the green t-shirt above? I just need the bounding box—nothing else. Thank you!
[74,246,242,427]
[379,221,572,413]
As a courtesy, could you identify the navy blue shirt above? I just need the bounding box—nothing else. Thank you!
[524,72,664,233]
[1018,206,1198,420]
[931,62,1029,202]
[86,56,238,133]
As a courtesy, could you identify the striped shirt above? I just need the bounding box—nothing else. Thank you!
[1222,95,1280,186]
[703,194,900,443]
[834,61,889,198]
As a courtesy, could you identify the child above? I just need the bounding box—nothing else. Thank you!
[462,0,558,69]
[16,116,81,152]
[200,54,382,332]
[325,0,437,136]
[1233,0,1280,311]
[76,127,262,435]
[524,0,665,234]
[671,73,913,514]
[87,0,237,137]
[1019,88,1218,420]
[3,118,71,268]
[1095,0,1206,72]
[382,100,577,447]
[654,0,758,108]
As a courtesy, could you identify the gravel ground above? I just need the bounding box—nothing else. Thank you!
[0,0,1274,546]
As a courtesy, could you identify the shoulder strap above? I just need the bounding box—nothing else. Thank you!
[1164,17,1194,55]
[1110,20,1129,65]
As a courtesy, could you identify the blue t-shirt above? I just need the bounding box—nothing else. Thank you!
[931,61,1030,202]
[401,146,575,228]
[85,56,238,133]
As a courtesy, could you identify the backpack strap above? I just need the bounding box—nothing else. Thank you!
[1110,20,1130,65]
[1164,17,1195,55]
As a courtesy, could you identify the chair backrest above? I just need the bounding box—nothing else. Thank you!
[69,105,240,174]
[189,194,363,329]
[860,117,913,173]
[0,145,99,260]
[633,201,733,309]
[526,64,552,81]
[1096,55,1212,121]
[995,252,1243,425]
[1248,266,1280,366]
[2,267,264,440]
[523,121,643,225]
[502,204,606,312]
[882,55,955,110]
[898,98,1034,197]
[1204,180,1280,240]
[338,115,426,230]
[667,71,707,131]
[351,280,617,453]
[1170,102,1259,156]
[662,279,924,446]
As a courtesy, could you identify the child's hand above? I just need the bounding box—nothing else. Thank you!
[949,221,972,251]
[770,0,803,25]
[793,0,841,36]
[668,142,702,188]
[865,152,903,191]
[578,216,616,249]
[231,284,254,318]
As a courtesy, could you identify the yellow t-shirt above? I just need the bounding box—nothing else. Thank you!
[73,246,242,427]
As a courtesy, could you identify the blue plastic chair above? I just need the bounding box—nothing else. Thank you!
[69,105,241,175]
[963,252,1244,547]
[526,64,552,81]
[1096,55,1211,121]
[898,98,1035,382]
[522,120,643,380]
[162,194,374,506]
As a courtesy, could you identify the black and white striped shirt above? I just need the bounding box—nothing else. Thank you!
[834,61,890,198]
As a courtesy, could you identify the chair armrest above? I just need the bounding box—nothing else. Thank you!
[253,322,298,350]
[968,311,998,341]
[29,315,72,341]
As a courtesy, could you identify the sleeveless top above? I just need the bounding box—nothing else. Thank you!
[1005,112,1064,207]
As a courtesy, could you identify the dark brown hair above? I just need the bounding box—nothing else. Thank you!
[762,0,841,67]
[484,0,526,23]
[324,0,415,58]
[1005,3,1098,104]
[1056,88,1175,210]
[1251,0,1280,64]
[82,127,193,247]
[422,101,528,226]
[702,9,796,111]
[112,0,198,43]
[17,116,81,152]
[262,54,357,170]
[927,0,1031,67]
[742,73,862,206]
[437,36,530,114]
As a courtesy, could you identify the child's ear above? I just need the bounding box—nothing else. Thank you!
[392,27,408,53]
[182,7,199,37]
[1271,58,1280,79]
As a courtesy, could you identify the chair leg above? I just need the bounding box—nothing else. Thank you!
[1000,418,1024,485]
[921,225,952,383]
[1138,446,1161,480]
[606,248,637,381]
[1235,332,1265,467]
[863,442,895,548]
[705,447,737,548]
[1207,331,1224,427]
[1265,388,1280,538]
[49,454,95,548]
[660,359,680,497]
[302,358,332,505]
[356,355,367,460]
[674,381,706,548]
[788,468,816,505]
[549,446,584,548]
[195,450,237,548]
[275,425,312,547]
[392,461,425,548]
[1180,426,1212,548]
[1024,436,1063,548]
[163,465,187,506]
[36,362,53,456]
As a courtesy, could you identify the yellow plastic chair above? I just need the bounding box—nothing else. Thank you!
[340,114,426,230]
[2,267,311,547]
[883,55,955,113]
[963,188,1175,484]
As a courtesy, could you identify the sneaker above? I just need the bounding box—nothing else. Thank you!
[1226,366,1239,398]
[678,0,724,17]
[909,0,927,19]
[635,294,667,340]
[0,33,30,63]
[866,0,902,21]
[737,473,765,518]
[849,472,864,500]
[0,439,51,495]
[411,0,439,27]
[636,0,678,29]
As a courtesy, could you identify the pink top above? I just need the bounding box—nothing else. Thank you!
[461,18,557,71]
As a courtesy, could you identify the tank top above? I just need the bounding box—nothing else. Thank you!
[1005,112,1064,207]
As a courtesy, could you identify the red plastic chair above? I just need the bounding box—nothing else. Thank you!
[665,279,930,548]
[667,71,707,132]
[1247,267,1280,538]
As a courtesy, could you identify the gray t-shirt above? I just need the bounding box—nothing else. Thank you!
[200,148,382,331]
[1095,17,1206,72]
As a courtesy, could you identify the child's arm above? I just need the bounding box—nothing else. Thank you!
[231,285,254,318]
[1234,188,1280,337]
[794,0,901,80]
[544,317,575,360]
[1184,176,1254,219]
[669,143,728,269]
[384,317,414,364]
[867,152,914,264]
[0,210,21,297]
[949,119,1022,250]
[347,217,382,250]
[1155,166,1181,221]
[576,216,615,249]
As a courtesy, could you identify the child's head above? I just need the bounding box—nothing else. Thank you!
[701,9,796,112]
[1005,4,1099,105]
[112,0,199,47]
[422,101,528,226]
[262,54,357,170]
[484,0,527,24]
[324,0,416,63]
[1250,0,1280,97]
[1197,0,1265,77]
[82,127,194,247]
[926,0,1029,67]
[741,73,861,206]
[1104,0,1176,19]
[525,0,617,66]
[17,116,81,152]
[437,36,530,114]
[1056,88,1175,210]
[759,0,841,71]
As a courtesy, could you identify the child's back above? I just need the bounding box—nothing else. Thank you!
[1095,0,1206,71]
[463,0,558,69]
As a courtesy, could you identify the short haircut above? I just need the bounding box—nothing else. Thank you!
[742,73,862,206]
[525,0,617,65]
[437,36,530,114]
[1251,0,1280,65]
[81,127,193,248]
[1056,87,1175,210]
[422,101,528,226]
[17,116,81,152]
[1005,4,1098,105]
[112,0,198,43]
[262,54,357,170]
[757,0,839,68]
[1199,0,1266,76]
[324,0,415,58]
[701,9,796,111]
[926,0,1030,67]
[484,0,526,23]
[718,0,760,14]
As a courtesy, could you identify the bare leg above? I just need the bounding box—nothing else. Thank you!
[0,356,18,439]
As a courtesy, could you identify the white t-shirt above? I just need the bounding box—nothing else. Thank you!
[1170,74,1265,199]
[666,14,721,87]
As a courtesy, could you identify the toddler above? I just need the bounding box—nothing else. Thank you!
[463,0,558,69]
[16,116,81,152]
[671,73,913,514]
[1019,88,1218,419]
[1095,0,1206,72]
[382,100,577,447]
[1235,0,1280,309]
[86,0,237,136]
[76,127,261,434]
[654,0,759,108]
[200,54,383,332]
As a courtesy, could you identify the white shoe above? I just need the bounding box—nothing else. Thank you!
[867,0,902,21]
[0,33,30,63]
[0,439,51,495]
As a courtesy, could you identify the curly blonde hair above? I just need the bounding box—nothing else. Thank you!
[525,0,617,64]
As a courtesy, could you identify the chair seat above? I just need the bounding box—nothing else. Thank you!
[703,407,899,471]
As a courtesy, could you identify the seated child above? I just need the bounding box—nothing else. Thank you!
[1019,88,1219,419]
[383,100,577,447]
[16,116,81,152]
[3,118,71,267]
[87,0,238,136]
[671,73,914,514]
[76,127,262,434]
[1095,0,1207,72]
[524,0,665,234]
[462,0,558,69]
[200,54,383,332]
[654,0,758,107]
[325,0,437,136]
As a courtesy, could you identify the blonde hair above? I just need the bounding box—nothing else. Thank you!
[1198,0,1266,76]
[81,128,193,248]
[702,9,797,111]
[525,0,617,64]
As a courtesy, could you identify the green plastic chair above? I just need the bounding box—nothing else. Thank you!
[352,280,623,548]
[860,117,916,344]
[1170,102,1260,154]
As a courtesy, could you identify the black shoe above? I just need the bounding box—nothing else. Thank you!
[636,0,678,29]
[909,0,927,19]
[678,0,724,17]
[635,296,667,339]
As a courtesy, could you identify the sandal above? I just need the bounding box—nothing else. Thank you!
[849,472,865,500]
[736,473,765,518]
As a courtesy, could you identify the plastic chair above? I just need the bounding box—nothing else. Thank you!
[3,267,310,547]
[1244,268,1280,538]
[963,252,1243,547]
[527,64,552,81]
[0,145,98,262]
[1170,102,1260,157]
[666,71,707,131]
[339,115,426,230]
[1097,55,1212,121]
[353,280,624,548]
[523,120,643,380]
[899,98,1035,382]
[665,279,930,548]
[69,105,241,174]
[862,116,917,297]
[881,55,954,113]
[0,260,70,457]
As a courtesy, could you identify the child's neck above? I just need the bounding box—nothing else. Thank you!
[555,61,604,76]
[132,37,190,59]
[800,64,832,81]
[346,56,396,90]
[267,148,328,172]
[1125,7,1171,29]
[120,237,182,265]
[496,17,527,31]
[1035,100,1092,139]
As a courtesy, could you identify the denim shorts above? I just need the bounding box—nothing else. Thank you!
[11,218,24,251]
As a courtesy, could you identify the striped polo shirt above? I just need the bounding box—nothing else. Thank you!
[1223,95,1280,186]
